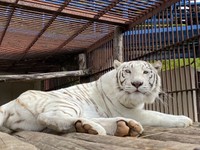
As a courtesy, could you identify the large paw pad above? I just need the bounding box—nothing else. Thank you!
[114,120,143,137]
[75,120,98,135]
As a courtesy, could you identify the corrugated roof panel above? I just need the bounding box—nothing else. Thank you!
[0,7,53,59]
[62,22,116,50]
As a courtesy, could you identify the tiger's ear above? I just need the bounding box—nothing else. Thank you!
[113,60,122,69]
[152,61,162,71]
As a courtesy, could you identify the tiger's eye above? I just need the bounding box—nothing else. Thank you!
[125,69,131,73]
[143,70,149,74]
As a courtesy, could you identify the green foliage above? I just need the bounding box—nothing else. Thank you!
[161,58,200,71]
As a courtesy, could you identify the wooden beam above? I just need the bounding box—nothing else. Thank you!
[12,126,200,150]
[79,53,87,70]
[0,70,89,82]
[113,27,124,62]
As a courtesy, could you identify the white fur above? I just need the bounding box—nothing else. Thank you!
[0,60,192,135]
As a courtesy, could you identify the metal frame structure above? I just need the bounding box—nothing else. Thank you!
[0,0,179,73]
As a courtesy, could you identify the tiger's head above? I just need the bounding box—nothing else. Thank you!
[113,60,162,107]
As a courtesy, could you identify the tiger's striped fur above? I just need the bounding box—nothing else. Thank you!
[0,60,192,136]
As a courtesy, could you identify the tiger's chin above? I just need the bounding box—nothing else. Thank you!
[122,89,157,107]
[119,91,156,109]
[119,93,145,109]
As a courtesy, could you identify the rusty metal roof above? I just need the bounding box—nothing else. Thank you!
[0,0,178,73]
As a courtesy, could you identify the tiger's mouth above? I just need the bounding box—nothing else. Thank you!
[124,87,146,95]
[133,89,147,95]
[134,91,143,94]
[135,89,140,93]
[126,89,144,95]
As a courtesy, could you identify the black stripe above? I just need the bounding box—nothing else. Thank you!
[116,70,122,87]
[14,119,25,124]
[149,73,155,87]
[155,74,158,86]
[120,79,126,85]
[76,85,91,103]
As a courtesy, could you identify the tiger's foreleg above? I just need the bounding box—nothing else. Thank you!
[37,111,106,135]
[132,109,193,127]
[0,109,12,133]
[91,117,143,137]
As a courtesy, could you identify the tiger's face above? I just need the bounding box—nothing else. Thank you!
[114,60,162,99]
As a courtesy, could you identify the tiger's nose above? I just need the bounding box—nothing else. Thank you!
[131,81,143,88]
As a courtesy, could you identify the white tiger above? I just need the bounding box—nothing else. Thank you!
[0,60,192,137]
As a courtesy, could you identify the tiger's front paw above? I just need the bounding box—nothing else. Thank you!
[173,116,193,127]
[114,119,143,137]
[75,119,106,135]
